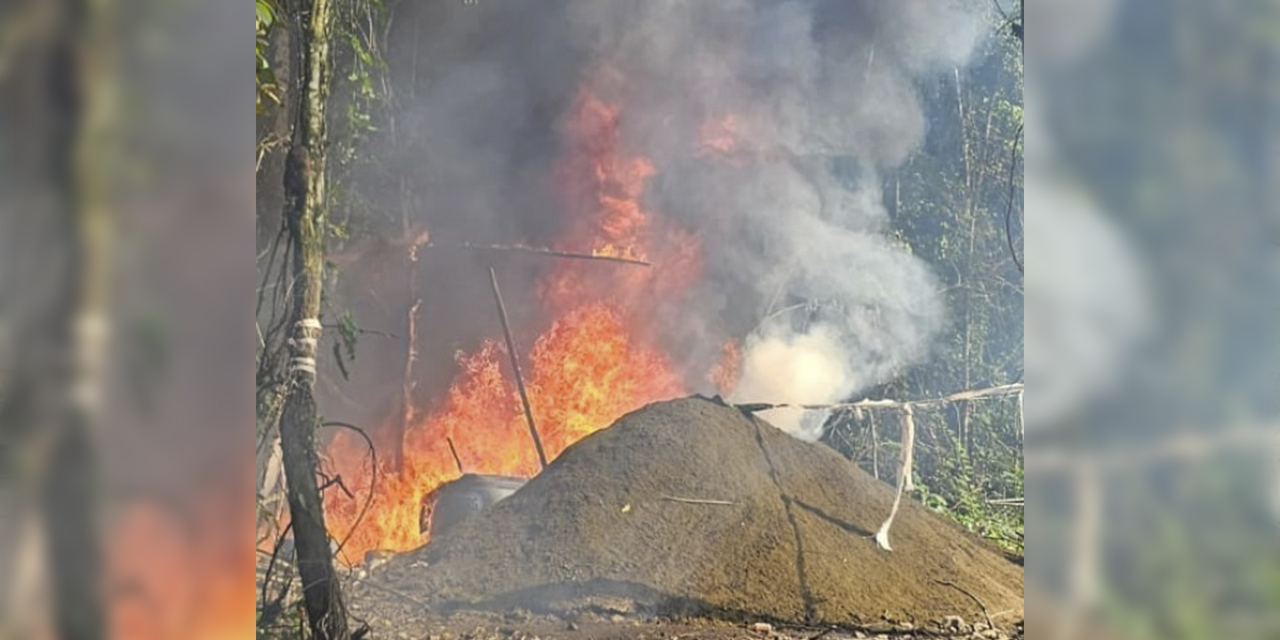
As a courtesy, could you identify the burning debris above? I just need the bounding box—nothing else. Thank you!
[250,0,1025,638]
[318,0,1003,597]
[357,397,1022,630]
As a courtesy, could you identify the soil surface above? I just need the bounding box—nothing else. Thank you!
[340,606,1024,640]
[349,396,1023,636]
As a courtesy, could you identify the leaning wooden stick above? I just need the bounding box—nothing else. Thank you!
[488,266,549,470]
[445,437,465,474]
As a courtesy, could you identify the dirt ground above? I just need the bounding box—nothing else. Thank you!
[339,603,1025,640]
[260,559,1023,639]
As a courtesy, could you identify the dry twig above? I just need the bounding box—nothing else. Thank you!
[446,436,465,474]
[660,495,736,506]
[935,579,994,631]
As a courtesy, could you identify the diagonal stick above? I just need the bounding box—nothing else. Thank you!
[488,266,549,470]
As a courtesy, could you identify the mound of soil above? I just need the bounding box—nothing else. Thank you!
[370,396,1022,629]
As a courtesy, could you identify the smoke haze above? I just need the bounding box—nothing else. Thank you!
[353,0,1000,441]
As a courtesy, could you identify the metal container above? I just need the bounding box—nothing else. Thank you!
[419,473,527,539]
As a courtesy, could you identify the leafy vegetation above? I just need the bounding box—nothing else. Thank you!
[256,0,280,114]
[824,23,1024,555]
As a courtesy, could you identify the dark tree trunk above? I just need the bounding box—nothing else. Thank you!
[278,0,349,635]
[42,0,111,638]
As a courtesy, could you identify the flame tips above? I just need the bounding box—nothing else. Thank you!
[319,72,707,563]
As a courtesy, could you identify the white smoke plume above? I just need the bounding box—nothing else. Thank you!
[731,323,852,441]
[558,0,995,439]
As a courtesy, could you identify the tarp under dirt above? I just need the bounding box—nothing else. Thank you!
[366,396,1023,630]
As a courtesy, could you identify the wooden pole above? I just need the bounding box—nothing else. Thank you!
[431,241,650,267]
[870,410,880,481]
[1017,389,1025,443]
[392,179,424,474]
[38,0,113,635]
[394,298,420,473]
[734,382,1023,413]
[901,404,916,492]
[446,437,465,474]
[487,267,549,470]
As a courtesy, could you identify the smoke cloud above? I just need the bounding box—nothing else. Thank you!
[368,0,997,441]
[558,0,992,439]
[731,323,852,441]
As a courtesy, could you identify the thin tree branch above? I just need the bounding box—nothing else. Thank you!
[735,383,1024,413]
[1005,122,1024,274]
[431,241,651,267]
[935,579,994,630]
[319,421,378,565]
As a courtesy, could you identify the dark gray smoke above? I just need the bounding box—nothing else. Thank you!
[373,0,996,441]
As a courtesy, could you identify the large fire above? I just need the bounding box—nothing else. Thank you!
[109,487,256,640]
[322,70,727,563]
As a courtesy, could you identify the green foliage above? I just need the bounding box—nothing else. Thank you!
[916,438,1024,554]
[336,311,360,361]
[825,21,1025,556]
[327,0,388,242]
[256,0,281,114]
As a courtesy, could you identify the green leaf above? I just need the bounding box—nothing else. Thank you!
[337,313,360,361]
[256,0,275,29]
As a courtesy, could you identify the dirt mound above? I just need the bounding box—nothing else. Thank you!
[371,397,1022,628]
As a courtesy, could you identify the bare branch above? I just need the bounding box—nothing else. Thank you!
[433,241,651,267]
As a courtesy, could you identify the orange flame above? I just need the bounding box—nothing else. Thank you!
[709,339,742,396]
[109,488,256,640]
[322,71,707,563]
[698,114,743,156]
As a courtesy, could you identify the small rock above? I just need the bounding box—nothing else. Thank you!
[610,614,626,624]
[750,622,773,633]
[566,622,580,631]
